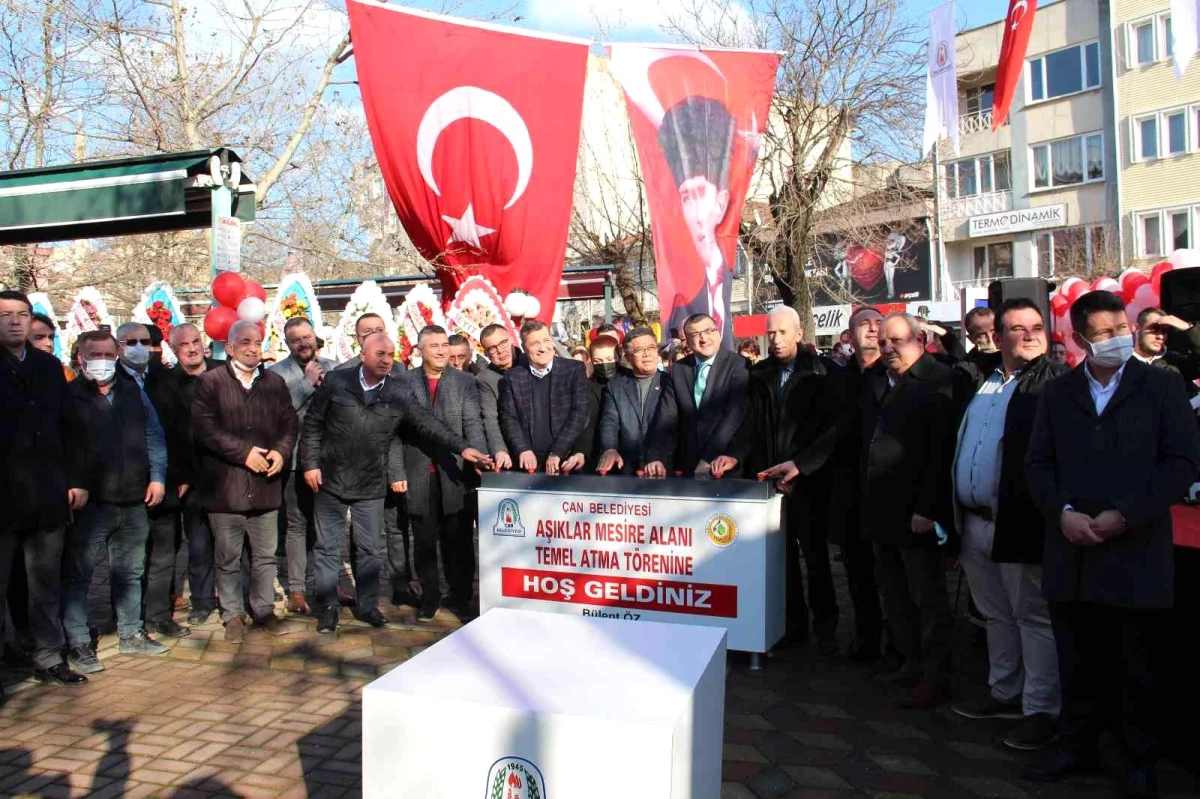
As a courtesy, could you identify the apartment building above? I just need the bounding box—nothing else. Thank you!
[940,0,1117,294]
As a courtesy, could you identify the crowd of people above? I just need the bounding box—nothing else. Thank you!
[3,285,1199,797]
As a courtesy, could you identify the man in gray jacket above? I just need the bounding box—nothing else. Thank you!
[398,326,489,621]
[269,317,336,614]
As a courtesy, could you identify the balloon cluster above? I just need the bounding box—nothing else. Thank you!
[203,272,268,341]
[1047,262,1178,367]
[503,290,541,321]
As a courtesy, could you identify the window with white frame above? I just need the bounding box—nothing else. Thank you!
[1031,133,1104,189]
[943,152,1012,198]
[1028,42,1101,102]
[1138,212,1164,257]
[1128,13,1173,66]
[973,242,1014,281]
[1134,206,1200,258]
[1133,105,1195,161]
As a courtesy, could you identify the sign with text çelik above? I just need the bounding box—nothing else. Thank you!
[214,215,242,273]
[478,473,786,653]
[969,204,1066,238]
[813,304,852,336]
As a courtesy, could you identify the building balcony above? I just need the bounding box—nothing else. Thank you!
[942,189,1012,220]
[958,109,1009,138]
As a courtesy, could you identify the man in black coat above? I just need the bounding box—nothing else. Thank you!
[395,327,490,621]
[645,313,749,478]
[949,299,1067,751]
[301,332,489,632]
[861,313,956,709]
[498,320,589,475]
[1023,290,1200,797]
[1131,306,1200,396]
[712,306,840,652]
[596,327,663,476]
[0,291,88,688]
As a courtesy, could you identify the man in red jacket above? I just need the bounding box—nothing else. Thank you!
[191,321,299,643]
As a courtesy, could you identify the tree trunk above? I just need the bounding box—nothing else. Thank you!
[612,258,647,325]
[13,247,35,292]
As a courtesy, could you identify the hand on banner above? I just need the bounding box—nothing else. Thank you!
[145,482,166,508]
[596,449,624,475]
[304,469,323,493]
[644,461,666,478]
[759,460,800,493]
[561,453,585,474]
[710,455,738,478]
[545,454,562,476]
[390,481,408,493]
[493,451,512,471]
[519,450,537,472]
[245,446,271,474]
[265,450,285,477]
[911,513,934,534]
[462,448,494,470]
[1061,509,1102,546]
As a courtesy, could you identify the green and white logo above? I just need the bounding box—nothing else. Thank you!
[485,757,545,799]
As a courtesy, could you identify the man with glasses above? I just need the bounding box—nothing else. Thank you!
[335,313,405,377]
[0,291,88,690]
[645,313,749,478]
[1132,307,1200,396]
[597,327,664,476]
[476,324,519,471]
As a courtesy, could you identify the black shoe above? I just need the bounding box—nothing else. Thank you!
[392,589,422,609]
[34,662,87,686]
[145,620,191,639]
[416,605,437,622]
[1020,748,1102,783]
[186,607,216,626]
[1125,764,1159,798]
[354,608,389,629]
[1002,713,1058,751]
[316,605,339,634]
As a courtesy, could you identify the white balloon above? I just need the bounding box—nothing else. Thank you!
[1169,248,1200,269]
[524,296,541,320]
[237,296,266,322]
[504,292,528,318]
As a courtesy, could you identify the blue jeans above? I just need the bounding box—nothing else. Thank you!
[312,492,383,613]
[62,502,150,645]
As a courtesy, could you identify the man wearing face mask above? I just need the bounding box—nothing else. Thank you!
[63,330,170,673]
[115,322,193,639]
[1024,290,1200,797]
[269,317,337,615]
[575,333,622,470]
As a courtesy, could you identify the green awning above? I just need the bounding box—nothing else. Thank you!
[0,148,255,246]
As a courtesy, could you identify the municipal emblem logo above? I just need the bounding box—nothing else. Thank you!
[485,757,546,799]
[492,498,526,537]
[936,41,948,68]
[705,514,738,548]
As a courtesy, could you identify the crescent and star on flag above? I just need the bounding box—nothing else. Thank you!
[414,85,534,254]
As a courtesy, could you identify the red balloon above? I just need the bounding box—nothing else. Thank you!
[203,306,238,342]
[1151,261,1174,294]
[1064,280,1088,303]
[212,271,247,307]
[1121,271,1151,302]
[244,279,267,302]
[1049,294,1069,315]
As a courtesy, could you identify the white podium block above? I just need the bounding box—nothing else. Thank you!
[363,608,727,799]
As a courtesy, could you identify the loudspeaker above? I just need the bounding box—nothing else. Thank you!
[987,277,1054,331]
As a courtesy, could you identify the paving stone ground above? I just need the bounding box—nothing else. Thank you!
[1,553,1197,798]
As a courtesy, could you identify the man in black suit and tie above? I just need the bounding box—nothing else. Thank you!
[645,313,749,478]
[1023,290,1200,798]
[596,327,663,476]
[398,326,490,621]
[861,313,957,710]
[498,320,590,475]
[711,306,840,652]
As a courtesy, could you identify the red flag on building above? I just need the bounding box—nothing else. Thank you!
[346,0,589,320]
[609,45,779,349]
[992,0,1038,130]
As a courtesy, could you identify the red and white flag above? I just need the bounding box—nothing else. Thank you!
[610,45,779,349]
[346,0,589,320]
[992,0,1037,130]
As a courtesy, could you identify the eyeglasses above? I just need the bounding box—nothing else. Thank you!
[484,340,511,355]
[123,338,152,346]
[629,345,658,357]
[686,327,718,340]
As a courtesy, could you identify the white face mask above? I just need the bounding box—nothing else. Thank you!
[123,344,150,366]
[1086,334,1133,369]
[231,358,259,373]
[84,358,117,383]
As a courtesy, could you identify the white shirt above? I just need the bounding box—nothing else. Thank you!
[1084,360,1126,415]
[231,361,260,389]
[530,360,554,379]
[358,366,386,393]
[1132,351,1162,366]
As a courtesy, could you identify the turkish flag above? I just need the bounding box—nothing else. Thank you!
[346,0,588,321]
[610,45,779,349]
[992,0,1037,130]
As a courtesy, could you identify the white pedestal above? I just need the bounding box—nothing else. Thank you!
[362,608,727,798]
